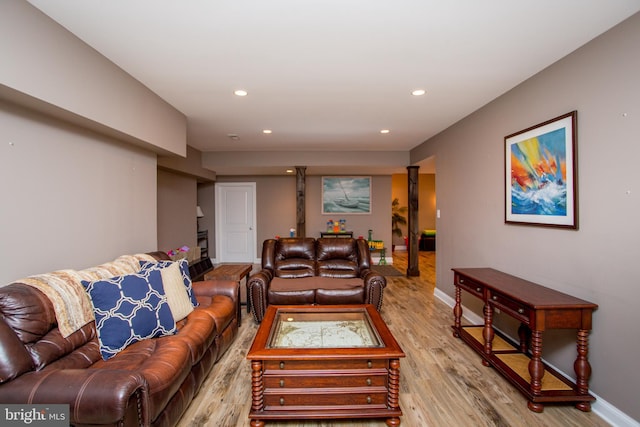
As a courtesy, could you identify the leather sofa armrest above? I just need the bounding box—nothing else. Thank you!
[361,270,387,311]
[192,279,238,304]
[0,369,149,426]
[247,270,272,323]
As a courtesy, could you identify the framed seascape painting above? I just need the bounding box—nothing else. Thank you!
[505,111,578,229]
[322,176,371,214]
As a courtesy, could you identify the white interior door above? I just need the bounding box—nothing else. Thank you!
[215,182,256,263]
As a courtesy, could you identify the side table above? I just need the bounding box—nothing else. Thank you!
[204,264,253,325]
[320,231,353,238]
[371,247,387,265]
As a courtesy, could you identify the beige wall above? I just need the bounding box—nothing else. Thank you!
[157,169,198,253]
[0,99,158,284]
[214,174,392,261]
[197,182,215,256]
[391,173,436,246]
[0,1,186,156]
[411,12,640,421]
[307,175,392,246]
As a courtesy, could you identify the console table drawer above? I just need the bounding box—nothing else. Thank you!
[264,390,388,408]
[264,359,387,371]
[264,374,387,389]
[455,274,484,297]
[489,292,530,323]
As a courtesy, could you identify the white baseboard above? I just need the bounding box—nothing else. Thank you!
[371,255,393,265]
[433,288,638,427]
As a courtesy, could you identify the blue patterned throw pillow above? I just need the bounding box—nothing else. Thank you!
[139,259,198,307]
[82,268,177,360]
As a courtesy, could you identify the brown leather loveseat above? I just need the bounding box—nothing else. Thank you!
[247,237,386,322]
[0,251,238,427]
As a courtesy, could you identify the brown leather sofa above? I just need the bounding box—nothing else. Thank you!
[0,251,238,427]
[247,237,386,322]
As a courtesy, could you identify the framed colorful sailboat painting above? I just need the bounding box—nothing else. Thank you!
[505,111,578,229]
[322,176,371,214]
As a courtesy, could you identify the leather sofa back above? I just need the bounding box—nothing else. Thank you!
[0,283,100,384]
[261,237,371,280]
[273,237,316,278]
[0,253,169,385]
[316,238,359,278]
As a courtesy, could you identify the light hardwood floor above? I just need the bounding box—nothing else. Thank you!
[177,252,609,427]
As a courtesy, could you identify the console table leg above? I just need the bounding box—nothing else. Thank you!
[250,421,265,427]
[452,286,462,337]
[574,329,593,412]
[386,417,401,426]
[528,329,544,412]
[482,303,494,367]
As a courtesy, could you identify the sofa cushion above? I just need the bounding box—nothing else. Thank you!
[142,262,194,322]
[316,237,358,262]
[275,259,316,278]
[268,289,316,305]
[274,238,316,278]
[140,259,198,307]
[270,276,363,291]
[82,269,177,360]
[316,287,365,305]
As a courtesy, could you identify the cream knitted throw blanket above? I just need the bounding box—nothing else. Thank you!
[19,253,157,338]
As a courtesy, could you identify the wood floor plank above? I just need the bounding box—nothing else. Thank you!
[177,252,610,427]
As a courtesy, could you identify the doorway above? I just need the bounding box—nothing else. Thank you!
[214,182,257,263]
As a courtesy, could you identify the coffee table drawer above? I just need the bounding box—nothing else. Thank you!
[264,374,387,388]
[264,390,388,408]
[264,359,387,371]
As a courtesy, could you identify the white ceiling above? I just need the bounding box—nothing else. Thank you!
[27,1,640,175]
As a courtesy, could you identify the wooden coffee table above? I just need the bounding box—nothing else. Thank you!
[204,264,252,325]
[247,305,405,426]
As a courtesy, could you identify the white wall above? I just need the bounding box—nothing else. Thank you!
[411,12,640,422]
[0,100,157,284]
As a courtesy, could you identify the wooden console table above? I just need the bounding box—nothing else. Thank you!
[451,267,597,413]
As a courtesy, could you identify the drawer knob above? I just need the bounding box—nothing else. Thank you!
[476,287,481,292]
[460,278,465,283]
[367,396,372,404]
[367,360,373,368]
[279,379,285,387]
[518,308,524,314]
[492,296,498,301]
[279,397,285,406]
[366,378,372,386]
[279,362,285,369]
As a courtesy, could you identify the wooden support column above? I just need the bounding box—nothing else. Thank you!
[296,166,306,237]
[407,165,420,277]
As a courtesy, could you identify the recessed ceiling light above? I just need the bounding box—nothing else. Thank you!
[263,129,272,134]
[411,89,426,96]
[234,89,248,97]
[380,129,390,134]
[286,169,294,174]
